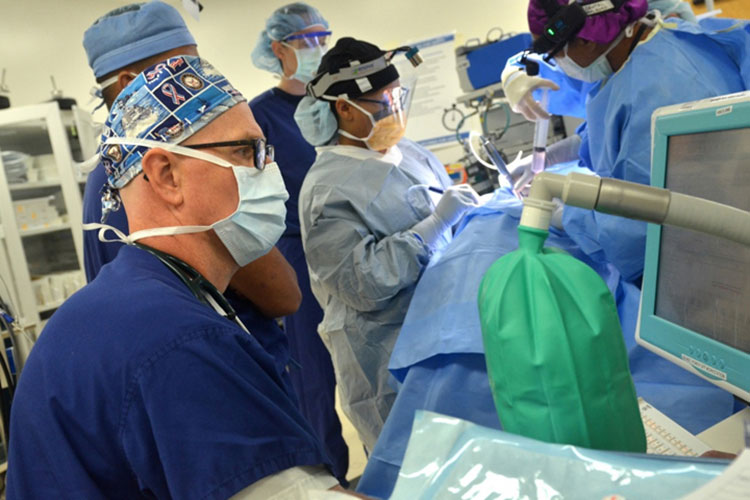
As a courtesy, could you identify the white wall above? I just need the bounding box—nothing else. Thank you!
[0,0,528,123]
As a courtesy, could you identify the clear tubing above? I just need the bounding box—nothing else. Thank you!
[531,89,550,174]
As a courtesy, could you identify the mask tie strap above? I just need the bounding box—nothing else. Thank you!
[128,224,214,242]
[81,222,132,244]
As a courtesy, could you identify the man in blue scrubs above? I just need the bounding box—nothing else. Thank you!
[6,56,357,499]
[250,3,349,482]
[82,1,302,383]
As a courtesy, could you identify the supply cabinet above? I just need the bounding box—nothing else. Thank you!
[0,102,97,367]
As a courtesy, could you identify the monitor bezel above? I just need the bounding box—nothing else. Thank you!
[636,92,750,403]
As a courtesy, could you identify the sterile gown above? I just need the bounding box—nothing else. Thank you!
[357,164,738,499]
[522,17,750,281]
[298,138,453,451]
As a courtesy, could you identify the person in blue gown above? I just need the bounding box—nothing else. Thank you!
[502,0,750,281]
[295,37,481,453]
[249,3,349,481]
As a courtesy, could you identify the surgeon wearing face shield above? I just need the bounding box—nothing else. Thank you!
[295,37,480,452]
[499,0,750,283]
[249,3,350,484]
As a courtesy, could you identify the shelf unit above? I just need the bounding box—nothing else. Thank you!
[0,102,96,367]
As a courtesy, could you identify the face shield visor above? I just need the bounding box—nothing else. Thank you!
[282,30,332,49]
[280,29,332,83]
[342,79,415,151]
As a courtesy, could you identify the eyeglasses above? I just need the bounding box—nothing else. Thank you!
[185,138,274,170]
[283,30,332,49]
[356,87,411,121]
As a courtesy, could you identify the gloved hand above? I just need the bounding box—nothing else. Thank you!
[501,65,560,122]
[508,135,584,197]
[505,151,532,197]
[434,184,481,227]
[412,184,480,247]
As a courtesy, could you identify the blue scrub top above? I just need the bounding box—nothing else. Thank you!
[249,88,316,237]
[82,163,293,385]
[7,245,330,499]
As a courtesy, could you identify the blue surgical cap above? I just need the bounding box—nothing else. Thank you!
[648,0,697,22]
[83,1,197,78]
[251,2,329,74]
[99,55,245,191]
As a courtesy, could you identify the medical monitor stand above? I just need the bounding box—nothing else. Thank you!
[636,92,750,454]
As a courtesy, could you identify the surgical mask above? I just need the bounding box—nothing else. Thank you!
[555,32,624,83]
[283,43,325,84]
[83,139,289,267]
[338,99,407,151]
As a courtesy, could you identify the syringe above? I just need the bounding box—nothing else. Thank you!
[531,89,550,174]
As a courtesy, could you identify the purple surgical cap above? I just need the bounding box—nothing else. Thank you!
[528,0,648,45]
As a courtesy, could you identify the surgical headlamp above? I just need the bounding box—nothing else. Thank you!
[531,0,627,59]
[306,45,422,100]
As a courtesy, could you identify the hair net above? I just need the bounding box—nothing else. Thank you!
[528,0,648,45]
[83,1,196,79]
[648,0,697,22]
[98,55,245,191]
[294,96,338,146]
[251,2,329,74]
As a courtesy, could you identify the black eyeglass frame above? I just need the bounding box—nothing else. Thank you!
[185,138,275,170]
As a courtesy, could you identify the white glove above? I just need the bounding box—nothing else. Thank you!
[501,65,559,122]
[508,135,584,197]
[412,184,480,247]
[434,184,481,227]
[503,151,533,198]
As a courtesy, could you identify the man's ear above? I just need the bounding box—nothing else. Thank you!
[140,148,183,208]
[117,70,136,92]
[335,99,355,123]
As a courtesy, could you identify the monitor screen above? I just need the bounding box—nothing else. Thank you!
[655,127,750,354]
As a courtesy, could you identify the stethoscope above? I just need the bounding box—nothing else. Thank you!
[133,243,306,372]
[134,243,250,334]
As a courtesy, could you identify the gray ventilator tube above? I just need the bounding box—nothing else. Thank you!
[521,172,750,247]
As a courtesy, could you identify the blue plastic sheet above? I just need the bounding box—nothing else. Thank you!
[391,411,728,500]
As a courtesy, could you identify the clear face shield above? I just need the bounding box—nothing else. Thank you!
[282,29,331,49]
[344,79,415,151]
[280,29,331,83]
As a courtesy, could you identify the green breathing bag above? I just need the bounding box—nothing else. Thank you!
[478,225,646,452]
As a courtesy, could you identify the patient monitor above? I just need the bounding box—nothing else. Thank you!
[637,91,750,408]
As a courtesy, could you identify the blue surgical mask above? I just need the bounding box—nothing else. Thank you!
[555,33,624,83]
[83,139,289,267]
[284,44,326,83]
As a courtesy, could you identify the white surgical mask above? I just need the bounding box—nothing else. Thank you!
[283,43,326,84]
[555,32,624,83]
[83,138,289,267]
